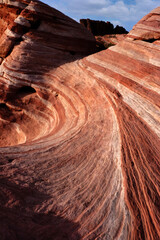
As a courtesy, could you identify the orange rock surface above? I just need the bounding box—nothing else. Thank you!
[0,1,160,239]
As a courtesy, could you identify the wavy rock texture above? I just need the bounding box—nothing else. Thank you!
[0,1,160,240]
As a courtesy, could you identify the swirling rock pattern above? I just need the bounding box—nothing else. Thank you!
[0,1,160,240]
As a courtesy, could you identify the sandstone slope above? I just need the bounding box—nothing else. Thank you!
[0,1,160,240]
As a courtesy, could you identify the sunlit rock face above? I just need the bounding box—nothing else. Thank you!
[0,1,160,240]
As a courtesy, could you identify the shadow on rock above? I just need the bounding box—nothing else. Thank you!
[0,177,81,240]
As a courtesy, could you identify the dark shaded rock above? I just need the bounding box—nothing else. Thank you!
[114,25,128,34]
[80,18,128,36]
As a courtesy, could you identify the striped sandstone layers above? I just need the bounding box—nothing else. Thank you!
[0,1,160,240]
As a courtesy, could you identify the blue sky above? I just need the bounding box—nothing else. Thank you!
[41,0,160,31]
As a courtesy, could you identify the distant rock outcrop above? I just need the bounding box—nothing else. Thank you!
[0,1,160,240]
[80,18,128,36]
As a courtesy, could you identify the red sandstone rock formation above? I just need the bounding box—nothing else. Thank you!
[0,0,96,59]
[0,1,160,240]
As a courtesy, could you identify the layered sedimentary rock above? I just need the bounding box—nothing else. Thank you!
[0,1,160,240]
[0,0,96,59]
[80,18,128,36]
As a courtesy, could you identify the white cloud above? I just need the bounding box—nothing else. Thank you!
[112,20,122,27]
[83,0,109,5]
[99,1,129,19]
